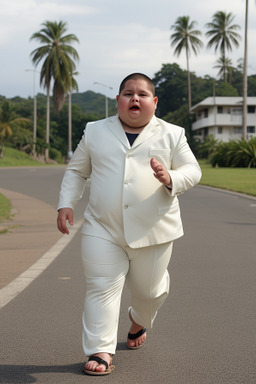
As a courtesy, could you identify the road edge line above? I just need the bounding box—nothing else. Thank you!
[0,219,83,310]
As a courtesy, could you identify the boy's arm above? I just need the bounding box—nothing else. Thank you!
[57,128,92,211]
[168,128,202,196]
[150,128,201,195]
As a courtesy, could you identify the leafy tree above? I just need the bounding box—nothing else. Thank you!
[213,81,239,96]
[30,20,79,161]
[205,11,241,82]
[153,63,190,117]
[0,101,30,158]
[170,16,203,110]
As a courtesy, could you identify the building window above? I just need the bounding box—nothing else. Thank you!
[247,126,255,133]
[248,106,255,113]
[217,106,223,114]
[231,108,242,115]
[233,127,242,134]
[218,127,223,134]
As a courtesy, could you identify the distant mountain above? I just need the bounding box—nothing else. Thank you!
[0,90,117,118]
[71,91,117,117]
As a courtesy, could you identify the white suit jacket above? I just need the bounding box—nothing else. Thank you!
[58,115,202,248]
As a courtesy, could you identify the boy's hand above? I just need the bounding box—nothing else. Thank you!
[150,158,172,187]
[57,208,73,235]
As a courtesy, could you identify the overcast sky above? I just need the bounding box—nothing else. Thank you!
[0,0,255,99]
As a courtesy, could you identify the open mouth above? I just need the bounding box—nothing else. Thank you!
[130,105,140,111]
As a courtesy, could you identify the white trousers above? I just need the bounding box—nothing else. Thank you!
[81,234,173,356]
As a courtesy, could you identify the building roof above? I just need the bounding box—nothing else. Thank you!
[190,97,256,112]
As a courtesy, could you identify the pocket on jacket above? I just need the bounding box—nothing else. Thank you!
[150,149,170,167]
[150,149,170,156]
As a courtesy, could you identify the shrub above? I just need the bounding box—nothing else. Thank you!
[210,138,256,168]
[49,147,64,163]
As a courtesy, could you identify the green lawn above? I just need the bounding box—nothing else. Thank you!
[199,160,256,197]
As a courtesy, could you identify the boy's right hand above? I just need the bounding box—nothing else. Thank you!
[57,208,73,235]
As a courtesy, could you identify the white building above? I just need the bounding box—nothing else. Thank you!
[190,97,256,142]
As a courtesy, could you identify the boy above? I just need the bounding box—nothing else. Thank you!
[57,73,201,375]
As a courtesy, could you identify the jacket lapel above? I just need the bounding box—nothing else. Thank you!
[132,115,160,148]
[108,115,129,147]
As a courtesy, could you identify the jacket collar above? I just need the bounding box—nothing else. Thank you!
[108,115,160,148]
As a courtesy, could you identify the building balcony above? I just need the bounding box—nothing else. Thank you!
[191,113,255,131]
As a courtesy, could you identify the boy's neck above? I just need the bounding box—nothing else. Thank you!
[119,118,145,134]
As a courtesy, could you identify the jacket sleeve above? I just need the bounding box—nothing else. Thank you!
[167,128,202,197]
[57,128,92,210]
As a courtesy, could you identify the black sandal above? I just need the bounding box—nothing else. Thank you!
[127,307,147,349]
[84,355,115,376]
[127,328,147,349]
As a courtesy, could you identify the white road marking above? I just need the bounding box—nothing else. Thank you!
[0,219,83,310]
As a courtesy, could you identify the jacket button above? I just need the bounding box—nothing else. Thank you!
[124,204,128,209]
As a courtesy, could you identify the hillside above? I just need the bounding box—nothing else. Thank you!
[0,91,117,118]
[71,90,116,116]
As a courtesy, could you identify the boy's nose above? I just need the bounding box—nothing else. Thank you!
[131,94,139,102]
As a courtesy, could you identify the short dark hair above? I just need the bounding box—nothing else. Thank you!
[119,73,155,96]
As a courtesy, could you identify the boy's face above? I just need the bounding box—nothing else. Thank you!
[116,79,158,129]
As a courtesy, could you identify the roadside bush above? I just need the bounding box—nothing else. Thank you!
[198,135,219,159]
[210,138,256,168]
[49,147,64,164]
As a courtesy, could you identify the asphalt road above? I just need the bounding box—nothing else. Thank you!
[0,167,256,384]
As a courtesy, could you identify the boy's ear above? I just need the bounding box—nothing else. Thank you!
[116,95,119,103]
[154,96,158,107]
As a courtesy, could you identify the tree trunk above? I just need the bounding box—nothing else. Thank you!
[0,138,5,158]
[186,48,192,111]
[45,86,50,162]
[68,92,72,160]
[242,0,248,141]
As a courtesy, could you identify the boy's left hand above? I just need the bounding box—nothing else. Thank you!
[150,157,172,187]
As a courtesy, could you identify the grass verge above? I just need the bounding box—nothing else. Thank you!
[0,193,12,221]
[199,160,256,197]
[0,193,13,233]
[0,147,64,167]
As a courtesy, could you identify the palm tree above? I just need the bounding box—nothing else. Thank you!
[0,101,30,158]
[30,20,79,161]
[170,16,203,110]
[214,55,234,82]
[205,11,241,82]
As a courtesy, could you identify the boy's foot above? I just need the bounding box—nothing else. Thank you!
[84,353,114,375]
[127,307,147,349]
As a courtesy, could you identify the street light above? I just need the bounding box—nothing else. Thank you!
[93,82,113,118]
[25,69,39,158]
